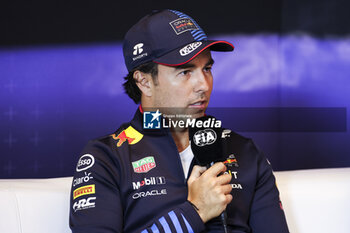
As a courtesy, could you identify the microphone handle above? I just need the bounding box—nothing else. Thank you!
[221,211,228,233]
[206,163,228,233]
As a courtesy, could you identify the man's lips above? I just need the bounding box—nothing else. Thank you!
[188,101,207,109]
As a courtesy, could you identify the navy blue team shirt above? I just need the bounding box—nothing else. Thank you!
[69,108,289,232]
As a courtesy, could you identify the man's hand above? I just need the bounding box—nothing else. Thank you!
[187,162,233,223]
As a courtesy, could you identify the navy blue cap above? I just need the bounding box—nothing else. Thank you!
[123,9,234,72]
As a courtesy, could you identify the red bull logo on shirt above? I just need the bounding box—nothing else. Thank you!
[112,126,143,147]
[132,156,156,173]
[224,154,239,167]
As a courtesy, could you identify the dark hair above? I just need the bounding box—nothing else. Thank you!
[123,62,158,104]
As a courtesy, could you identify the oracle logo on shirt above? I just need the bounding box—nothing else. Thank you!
[132,189,167,200]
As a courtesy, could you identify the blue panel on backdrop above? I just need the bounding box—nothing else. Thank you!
[1,34,349,178]
[0,44,136,178]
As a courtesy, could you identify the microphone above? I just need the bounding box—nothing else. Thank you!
[189,115,228,233]
[189,115,224,166]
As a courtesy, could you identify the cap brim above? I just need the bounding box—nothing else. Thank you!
[153,40,234,66]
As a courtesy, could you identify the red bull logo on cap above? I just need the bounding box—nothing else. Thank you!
[112,126,143,147]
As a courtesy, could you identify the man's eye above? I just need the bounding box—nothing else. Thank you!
[180,70,191,76]
[204,66,212,72]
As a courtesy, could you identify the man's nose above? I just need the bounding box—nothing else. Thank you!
[193,71,210,93]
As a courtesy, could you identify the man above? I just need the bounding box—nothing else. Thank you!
[70,9,289,233]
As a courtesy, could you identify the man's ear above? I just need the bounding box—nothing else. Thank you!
[134,71,153,97]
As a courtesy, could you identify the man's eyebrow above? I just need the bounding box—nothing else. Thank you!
[174,63,196,70]
[174,58,215,70]
[206,58,215,67]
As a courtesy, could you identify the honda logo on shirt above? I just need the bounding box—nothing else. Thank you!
[72,197,96,212]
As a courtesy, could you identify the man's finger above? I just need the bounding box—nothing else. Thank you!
[216,173,232,185]
[188,165,207,182]
[221,184,233,195]
[202,162,226,178]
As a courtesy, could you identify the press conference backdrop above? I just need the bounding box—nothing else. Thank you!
[1,0,350,178]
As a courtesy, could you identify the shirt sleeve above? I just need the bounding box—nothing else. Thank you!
[69,140,205,233]
[248,141,290,233]
[139,201,205,233]
[69,140,123,233]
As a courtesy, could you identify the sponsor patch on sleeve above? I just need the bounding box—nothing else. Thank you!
[73,184,96,199]
[72,197,96,212]
[76,154,95,172]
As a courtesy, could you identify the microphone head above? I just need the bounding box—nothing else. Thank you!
[189,115,223,166]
